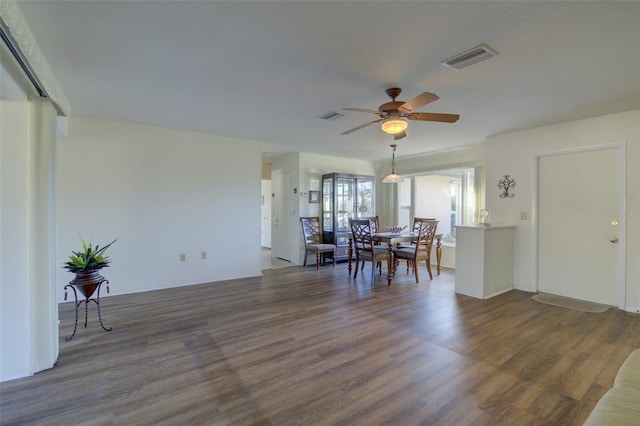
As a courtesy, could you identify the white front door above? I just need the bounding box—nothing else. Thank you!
[537,145,625,306]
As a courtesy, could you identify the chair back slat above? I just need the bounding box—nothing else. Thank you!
[349,218,377,255]
[392,218,438,282]
[400,217,437,246]
[365,216,380,234]
[300,216,336,269]
[414,219,439,257]
[412,217,436,232]
[300,217,321,245]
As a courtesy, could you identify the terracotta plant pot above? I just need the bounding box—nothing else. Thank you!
[72,269,105,298]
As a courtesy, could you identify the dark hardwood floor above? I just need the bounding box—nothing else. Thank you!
[1,264,639,425]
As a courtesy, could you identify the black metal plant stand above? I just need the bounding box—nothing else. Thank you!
[64,276,112,341]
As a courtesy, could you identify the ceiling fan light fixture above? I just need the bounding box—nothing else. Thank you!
[380,117,408,135]
[382,144,404,184]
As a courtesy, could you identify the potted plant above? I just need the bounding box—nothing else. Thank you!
[63,237,116,298]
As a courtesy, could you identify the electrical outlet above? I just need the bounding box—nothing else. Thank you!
[180,253,186,262]
[201,251,207,260]
[520,212,529,220]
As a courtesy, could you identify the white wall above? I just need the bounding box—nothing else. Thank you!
[261,179,272,248]
[56,117,263,300]
[377,144,486,227]
[271,153,375,265]
[298,153,376,264]
[1,65,32,382]
[389,144,486,176]
[270,153,300,262]
[485,109,640,311]
[1,51,59,381]
[299,152,375,217]
[29,98,59,375]
[376,144,487,270]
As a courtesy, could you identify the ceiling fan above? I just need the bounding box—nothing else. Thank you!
[340,87,460,140]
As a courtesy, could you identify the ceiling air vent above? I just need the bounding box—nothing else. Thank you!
[318,111,344,121]
[441,44,498,71]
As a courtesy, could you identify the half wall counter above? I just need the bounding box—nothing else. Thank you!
[455,225,516,299]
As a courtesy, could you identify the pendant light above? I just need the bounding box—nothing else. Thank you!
[382,144,403,183]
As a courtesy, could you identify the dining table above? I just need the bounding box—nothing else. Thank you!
[348,231,443,285]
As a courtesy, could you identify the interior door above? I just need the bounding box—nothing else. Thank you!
[537,146,624,306]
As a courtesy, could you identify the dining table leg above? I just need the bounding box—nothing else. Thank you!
[436,236,442,275]
[347,238,353,276]
[386,242,393,286]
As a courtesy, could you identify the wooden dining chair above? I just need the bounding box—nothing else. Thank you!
[366,215,380,233]
[396,217,436,248]
[362,216,382,272]
[410,217,436,235]
[393,219,438,283]
[350,218,389,284]
[300,217,336,270]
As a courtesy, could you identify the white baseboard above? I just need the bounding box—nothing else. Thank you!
[483,287,514,299]
[624,306,640,314]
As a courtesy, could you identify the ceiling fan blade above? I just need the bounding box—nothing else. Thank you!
[398,92,440,113]
[340,119,383,135]
[407,112,460,123]
[342,107,385,115]
[394,131,406,141]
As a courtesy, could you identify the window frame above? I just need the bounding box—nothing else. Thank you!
[396,166,483,246]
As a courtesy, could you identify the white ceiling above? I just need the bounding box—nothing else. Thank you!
[15,1,640,162]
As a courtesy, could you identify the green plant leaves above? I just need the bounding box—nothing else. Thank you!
[63,238,117,273]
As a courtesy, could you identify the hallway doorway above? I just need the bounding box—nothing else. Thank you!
[261,247,293,270]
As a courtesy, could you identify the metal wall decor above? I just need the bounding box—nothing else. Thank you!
[498,175,516,198]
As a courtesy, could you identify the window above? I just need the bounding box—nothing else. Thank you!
[396,167,480,245]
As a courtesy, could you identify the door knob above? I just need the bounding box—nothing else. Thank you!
[610,237,618,243]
